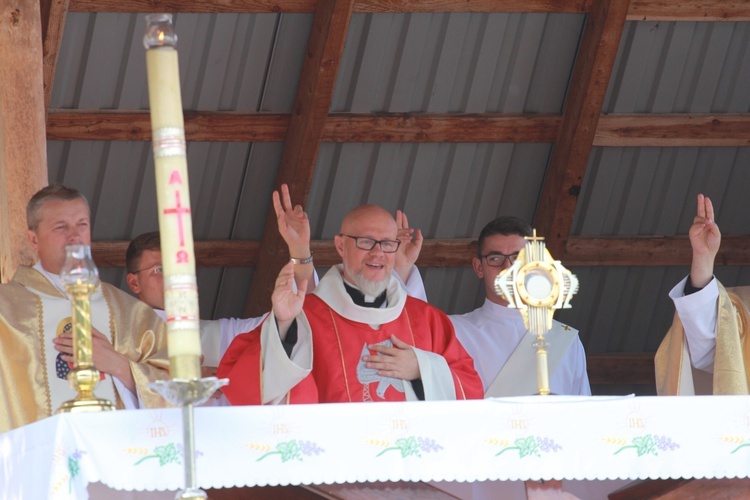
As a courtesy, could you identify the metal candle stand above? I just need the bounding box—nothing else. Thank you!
[150,377,228,499]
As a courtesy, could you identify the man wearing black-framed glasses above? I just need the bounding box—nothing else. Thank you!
[451,216,591,397]
[220,204,483,404]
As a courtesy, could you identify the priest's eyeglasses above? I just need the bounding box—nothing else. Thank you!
[340,234,401,253]
[481,252,519,267]
[131,263,163,275]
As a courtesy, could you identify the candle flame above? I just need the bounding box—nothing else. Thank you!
[158,31,165,42]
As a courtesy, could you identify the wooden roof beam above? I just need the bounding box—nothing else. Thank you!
[244,0,355,316]
[69,0,590,14]
[0,0,48,282]
[40,0,69,113]
[534,0,630,258]
[91,235,750,268]
[70,0,750,20]
[594,114,750,147]
[46,111,750,146]
[627,0,750,21]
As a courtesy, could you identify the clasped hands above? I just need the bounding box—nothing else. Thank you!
[53,327,136,393]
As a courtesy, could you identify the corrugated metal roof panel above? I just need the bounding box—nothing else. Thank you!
[333,12,584,113]
[51,12,312,112]
[605,21,750,113]
[574,146,750,236]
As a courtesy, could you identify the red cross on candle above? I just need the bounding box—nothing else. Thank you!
[163,190,191,247]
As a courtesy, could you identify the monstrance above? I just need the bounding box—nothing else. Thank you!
[493,231,578,395]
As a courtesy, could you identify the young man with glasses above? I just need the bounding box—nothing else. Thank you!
[125,184,320,405]
[451,216,590,397]
[126,186,428,405]
[219,204,483,404]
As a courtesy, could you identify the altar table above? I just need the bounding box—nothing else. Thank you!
[1,395,748,499]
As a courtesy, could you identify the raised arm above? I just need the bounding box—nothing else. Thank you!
[689,193,721,289]
[274,184,315,293]
[394,210,423,283]
[272,261,307,341]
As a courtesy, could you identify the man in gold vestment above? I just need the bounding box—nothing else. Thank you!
[0,185,170,434]
[655,194,750,395]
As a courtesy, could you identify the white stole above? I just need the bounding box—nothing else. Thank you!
[485,321,577,397]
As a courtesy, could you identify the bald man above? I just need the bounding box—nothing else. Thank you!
[219,205,483,404]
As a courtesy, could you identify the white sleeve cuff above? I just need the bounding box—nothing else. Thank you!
[409,348,455,401]
[670,276,719,371]
[395,266,428,302]
[113,376,139,409]
[260,312,313,404]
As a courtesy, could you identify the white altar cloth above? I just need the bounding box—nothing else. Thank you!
[2,395,749,499]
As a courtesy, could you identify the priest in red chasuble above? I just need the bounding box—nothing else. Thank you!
[218,205,483,404]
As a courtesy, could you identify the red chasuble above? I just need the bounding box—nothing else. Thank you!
[305,294,483,402]
[217,330,318,405]
[219,266,483,405]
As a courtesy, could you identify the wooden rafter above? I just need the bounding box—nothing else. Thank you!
[68,0,589,14]
[533,0,630,258]
[90,235,750,268]
[627,0,750,21]
[595,114,750,147]
[68,0,750,20]
[244,0,355,317]
[47,111,750,146]
[40,0,69,113]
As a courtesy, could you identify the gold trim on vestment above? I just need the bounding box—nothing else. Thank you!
[655,282,750,395]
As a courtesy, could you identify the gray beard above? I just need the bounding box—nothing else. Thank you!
[349,270,388,298]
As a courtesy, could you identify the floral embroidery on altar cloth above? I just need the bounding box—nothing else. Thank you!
[492,436,562,458]
[606,434,680,456]
[253,439,325,462]
[371,436,444,458]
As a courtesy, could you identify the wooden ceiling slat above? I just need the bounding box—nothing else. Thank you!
[46,111,750,145]
[91,235,750,268]
[46,110,290,141]
[68,0,589,14]
[586,353,654,386]
[69,0,317,13]
[533,0,630,258]
[627,0,750,21]
[40,0,69,113]
[352,0,589,14]
[67,0,750,20]
[564,235,750,267]
[594,114,750,147]
[244,0,355,317]
[323,114,561,142]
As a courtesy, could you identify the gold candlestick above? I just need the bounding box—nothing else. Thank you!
[144,13,201,381]
[57,245,115,413]
[494,230,578,395]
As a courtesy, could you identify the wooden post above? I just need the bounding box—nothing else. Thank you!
[0,0,48,282]
[244,0,354,316]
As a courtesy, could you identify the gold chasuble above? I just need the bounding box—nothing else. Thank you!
[0,266,171,434]
[655,283,750,395]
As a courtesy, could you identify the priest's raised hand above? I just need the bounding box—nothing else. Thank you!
[272,261,308,340]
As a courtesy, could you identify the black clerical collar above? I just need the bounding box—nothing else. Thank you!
[343,282,387,308]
